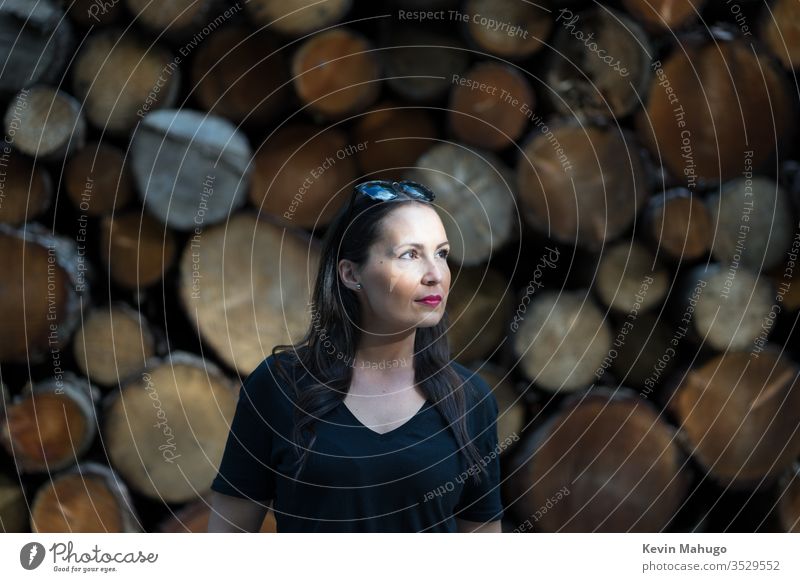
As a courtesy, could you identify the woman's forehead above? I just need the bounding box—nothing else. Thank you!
[378,204,443,238]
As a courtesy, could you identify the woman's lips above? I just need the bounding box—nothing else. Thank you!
[415,297,442,306]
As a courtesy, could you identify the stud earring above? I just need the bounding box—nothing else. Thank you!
[356,283,362,290]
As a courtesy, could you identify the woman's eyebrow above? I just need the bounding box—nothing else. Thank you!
[394,241,450,250]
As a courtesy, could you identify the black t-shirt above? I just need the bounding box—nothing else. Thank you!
[210,352,504,532]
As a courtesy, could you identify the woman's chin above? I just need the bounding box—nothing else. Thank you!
[414,313,443,327]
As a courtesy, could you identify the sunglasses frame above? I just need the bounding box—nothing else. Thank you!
[344,180,435,224]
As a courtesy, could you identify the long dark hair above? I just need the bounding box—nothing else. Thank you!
[271,184,486,488]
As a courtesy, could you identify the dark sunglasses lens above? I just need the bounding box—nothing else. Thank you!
[398,182,434,201]
[356,182,397,201]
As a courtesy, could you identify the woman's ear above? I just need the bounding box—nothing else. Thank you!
[338,258,361,291]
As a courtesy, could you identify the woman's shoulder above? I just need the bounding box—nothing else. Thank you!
[447,361,499,422]
[449,361,492,396]
[239,350,300,407]
[254,348,304,375]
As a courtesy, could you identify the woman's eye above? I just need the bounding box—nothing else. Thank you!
[400,249,449,259]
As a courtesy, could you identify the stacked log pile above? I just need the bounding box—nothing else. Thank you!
[1,0,799,533]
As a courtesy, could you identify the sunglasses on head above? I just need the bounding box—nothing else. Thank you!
[344,180,435,222]
[354,180,435,202]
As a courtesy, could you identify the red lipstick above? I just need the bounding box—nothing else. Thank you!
[415,294,442,306]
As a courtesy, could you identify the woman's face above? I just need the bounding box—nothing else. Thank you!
[341,203,451,334]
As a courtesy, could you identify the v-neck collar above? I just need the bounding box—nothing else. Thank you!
[340,399,432,437]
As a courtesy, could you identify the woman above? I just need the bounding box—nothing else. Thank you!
[208,179,504,533]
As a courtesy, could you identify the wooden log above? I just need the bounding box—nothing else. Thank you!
[706,176,795,272]
[0,0,74,95]
[769,255,800,313]
[30,462,140,532]
[177,213,319,374]
[0,149,53,225]
[0,374,97,473]
[758,0,800,70]
[0,381,7,418]
[100,211,178,290]
[0,223,88,364]
[776,462,800,532]
[0,472,27,532]
[130,109,252,230]
[462,0,551,60]
[607,312,677,390]
[248,124,357,229]
[63,0,125,27]
[667,345,800,488]
[291,28,381,121]
[73,302,158,388]
[505,388,691,532]
[245,0,352,37]
[446,266,515,363]
[405,143,517,266]
[72,29,180,134]
[103,351,239,503]
[190,23,291,127]
[379,22,470,103]
[126,0,222,38]
[448,61,535,151]
[352,101,438,181]
[65,141,134,217]
[3,86,86,161]
[158,493,276,532]
[595,240,669,313]
[390,0,459,7]
[517,121,648,251]
[688,263,775,352]
[643,188,712,262]
[511,290,612,392]
[636,33,794,185]
[470,361,526,447]
[545,6,652,119]
[621,0,706,32]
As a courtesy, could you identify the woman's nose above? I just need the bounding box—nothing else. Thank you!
[422,257,445,283]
